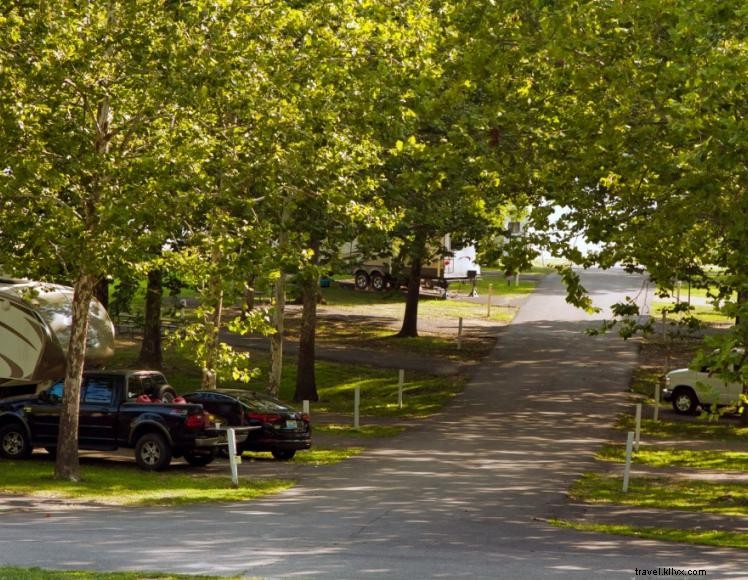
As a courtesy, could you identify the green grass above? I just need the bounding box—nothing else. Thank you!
[0,460,292,506]
[315,423,407,437]
[0,569,243,580]
[315,328,495,359]
[617,415,748,440]
[570,473,748,517]
[108,341,466,418]
[551,519,748,550]
[320,285,516,323]
[597,444,748,471]
[241,446,363,465]
[653,301,732,324]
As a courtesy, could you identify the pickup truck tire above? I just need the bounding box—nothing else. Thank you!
[0,423,32,460]
[156,386,177,403]
[135,432,172,470]
[183,450,216,467]
[672,387,698,415]
[271,449,296,460]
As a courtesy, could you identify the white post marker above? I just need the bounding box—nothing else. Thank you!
[634,403,642,452]
[623,431,634,493]
[398,369,405,409]
[303,400,310,416]
[354,386,360,430]
[227,427,240,488]
[457,317,463,350]
[487,284,493,318]
[653,384,660,423]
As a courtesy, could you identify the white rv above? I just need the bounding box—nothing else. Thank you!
[0,279,114,392]
[345,235,481,292]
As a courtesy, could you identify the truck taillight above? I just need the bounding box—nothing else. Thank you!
[185,413,206,429]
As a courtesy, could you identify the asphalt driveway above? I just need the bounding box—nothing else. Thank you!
[1,269,746,579]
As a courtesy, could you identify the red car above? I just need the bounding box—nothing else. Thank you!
[183,389,311,460]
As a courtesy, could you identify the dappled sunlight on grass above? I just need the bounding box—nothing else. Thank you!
[597,444,748,471]
[552,520,748,550]
[617,415,748,440]
[315,424,406,438]
[570,473,748,516]
[241,447,363,465]
[0,460,292,506]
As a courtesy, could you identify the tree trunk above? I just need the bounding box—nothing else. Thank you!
[268,272,285,397]
[269,206,290,397]
[241,274,256,318]
[294,237,320,402]
[93,277,109,311]
[201,257,223,391]
[397,258,422,338]
[54,273,96,482]
[737,289,748,425]
[138,268,163,369]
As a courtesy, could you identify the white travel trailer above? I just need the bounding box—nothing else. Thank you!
[344,235,481,292]
[0,279,115,390]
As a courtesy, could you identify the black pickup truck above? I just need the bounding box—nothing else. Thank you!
[0,370,235,470]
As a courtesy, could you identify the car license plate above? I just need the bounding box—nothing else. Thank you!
[285,420,297,429]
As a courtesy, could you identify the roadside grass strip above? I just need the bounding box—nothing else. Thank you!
[570,473,748,517]
[242,447,364,465]
[319,285,518,323]
[550,520,748,550]
[0,568,246,580]
[597,444,748,471]
[617,415,748,441]
[0,460,292,506]
[297,370,465,417]
[652,301,732,325]
[315,424,407,438]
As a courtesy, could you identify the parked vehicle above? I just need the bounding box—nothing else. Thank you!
[0,278,115,394]
[183,389,311,460]
[87,369,179,403]
[0,372,240,470]
[664,364,743,414]
[343,235,481,292]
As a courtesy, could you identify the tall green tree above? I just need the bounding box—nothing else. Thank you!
[536,1,748,412]
[0,2,199,480]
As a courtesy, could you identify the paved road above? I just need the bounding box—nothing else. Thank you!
[2,270,747,579]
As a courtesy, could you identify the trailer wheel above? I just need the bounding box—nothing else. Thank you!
[371,272,386,291]
[354,271,370,290]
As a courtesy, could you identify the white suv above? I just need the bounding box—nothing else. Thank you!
[664,366,743,414]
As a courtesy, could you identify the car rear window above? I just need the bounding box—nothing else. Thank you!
[236,393,291,412]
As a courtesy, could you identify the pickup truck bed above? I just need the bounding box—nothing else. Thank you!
[0,371,241,470]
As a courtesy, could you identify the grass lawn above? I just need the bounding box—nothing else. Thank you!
[0,569,243,580]
[318,285,517,323]
[617,415,748,441]
[242,447,364,464]
[0,460,292,506]
[652,301,733,325]
[597,444,748,471]
[313,319,496,359]
[551,519,748,550]
[569,473,748,517]
[315,424,407,438]
[108,340,466,418]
